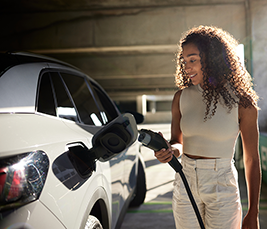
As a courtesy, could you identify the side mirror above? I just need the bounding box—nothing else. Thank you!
[124,111,144,124]
[68,113,138,178]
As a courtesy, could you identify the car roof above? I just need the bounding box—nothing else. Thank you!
[0,51,76,76]
[0,52,81,113]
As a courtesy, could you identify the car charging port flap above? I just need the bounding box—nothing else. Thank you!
[67,143,96,179]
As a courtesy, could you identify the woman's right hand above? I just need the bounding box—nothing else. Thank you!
[154,147,174,163]
[154,132,174,163]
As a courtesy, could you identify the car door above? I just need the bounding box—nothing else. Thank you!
[89,82,138,198]
[56,71,128,227]
[88,79,137,228]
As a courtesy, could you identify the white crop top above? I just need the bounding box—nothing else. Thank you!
[180,85,239,159]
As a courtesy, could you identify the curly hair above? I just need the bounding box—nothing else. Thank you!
[175,25,259,120]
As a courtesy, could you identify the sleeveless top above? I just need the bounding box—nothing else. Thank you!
[180,84,239,159]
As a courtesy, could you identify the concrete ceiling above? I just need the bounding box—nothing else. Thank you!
[1,0,243,13]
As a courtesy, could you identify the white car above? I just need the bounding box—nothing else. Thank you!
[0,52,146,229]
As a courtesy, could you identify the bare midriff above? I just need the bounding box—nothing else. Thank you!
[184,153,218,159]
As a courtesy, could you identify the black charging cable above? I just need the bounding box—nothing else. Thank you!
[138,129,205,229]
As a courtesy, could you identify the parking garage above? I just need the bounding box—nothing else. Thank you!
[1,0,267,228]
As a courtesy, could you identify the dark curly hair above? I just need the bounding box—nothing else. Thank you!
[175,25,259,120]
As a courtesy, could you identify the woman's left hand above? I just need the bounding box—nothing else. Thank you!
[242,212,259,229]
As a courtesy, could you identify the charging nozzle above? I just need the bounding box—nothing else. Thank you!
[138,129,168,152]
[138,130,152,146]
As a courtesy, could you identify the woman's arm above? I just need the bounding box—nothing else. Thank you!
[239,104,261,229]
[154,90,183,162]
[170,90,183,157]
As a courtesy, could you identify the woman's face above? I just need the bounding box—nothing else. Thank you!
[182,43,204,88]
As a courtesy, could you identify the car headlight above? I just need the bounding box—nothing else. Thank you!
[0,151,49,211]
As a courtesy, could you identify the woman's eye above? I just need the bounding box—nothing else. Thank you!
[182,59,196,65]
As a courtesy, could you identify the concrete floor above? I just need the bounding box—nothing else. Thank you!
[121,124,267,229]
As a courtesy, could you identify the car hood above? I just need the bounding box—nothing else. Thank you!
[0,113,93,157]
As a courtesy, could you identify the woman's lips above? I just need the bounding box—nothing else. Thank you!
[189,73,197,79]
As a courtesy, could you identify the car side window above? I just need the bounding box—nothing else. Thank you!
[50,72,79,122]
[37,72,57,116]
[60,73,103,126]
[90,81,118,123]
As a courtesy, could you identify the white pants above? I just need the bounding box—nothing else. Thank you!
[172,154,242,229]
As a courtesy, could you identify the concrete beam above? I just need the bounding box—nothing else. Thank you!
[30,44,178,55]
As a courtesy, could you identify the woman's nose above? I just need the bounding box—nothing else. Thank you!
[185,64,191,73]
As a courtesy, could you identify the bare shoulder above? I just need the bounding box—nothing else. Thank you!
[172,90,183,116]
[173,90,183,103]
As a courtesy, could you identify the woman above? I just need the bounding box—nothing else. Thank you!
[155,26,261,228]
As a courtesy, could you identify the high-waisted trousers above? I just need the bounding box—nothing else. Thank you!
[172,154,242,229]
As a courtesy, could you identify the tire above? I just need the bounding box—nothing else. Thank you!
[129,160,147,207]
[84,215,103,229]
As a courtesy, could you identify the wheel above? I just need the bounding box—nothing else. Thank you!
[84,215,103,229]
[129,160,147,207]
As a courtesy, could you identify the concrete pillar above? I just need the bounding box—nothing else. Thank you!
[149,101,156,114]
[251,0,267,130]
[137,95,147,115]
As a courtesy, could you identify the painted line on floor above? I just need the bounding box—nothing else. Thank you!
[128,207,267,214]
[144,200,267,205]
[143,202,172,205]
[127,200,267,214]
[127,209,173,214]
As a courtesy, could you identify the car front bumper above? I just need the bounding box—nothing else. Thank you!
[0,200,66,229]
